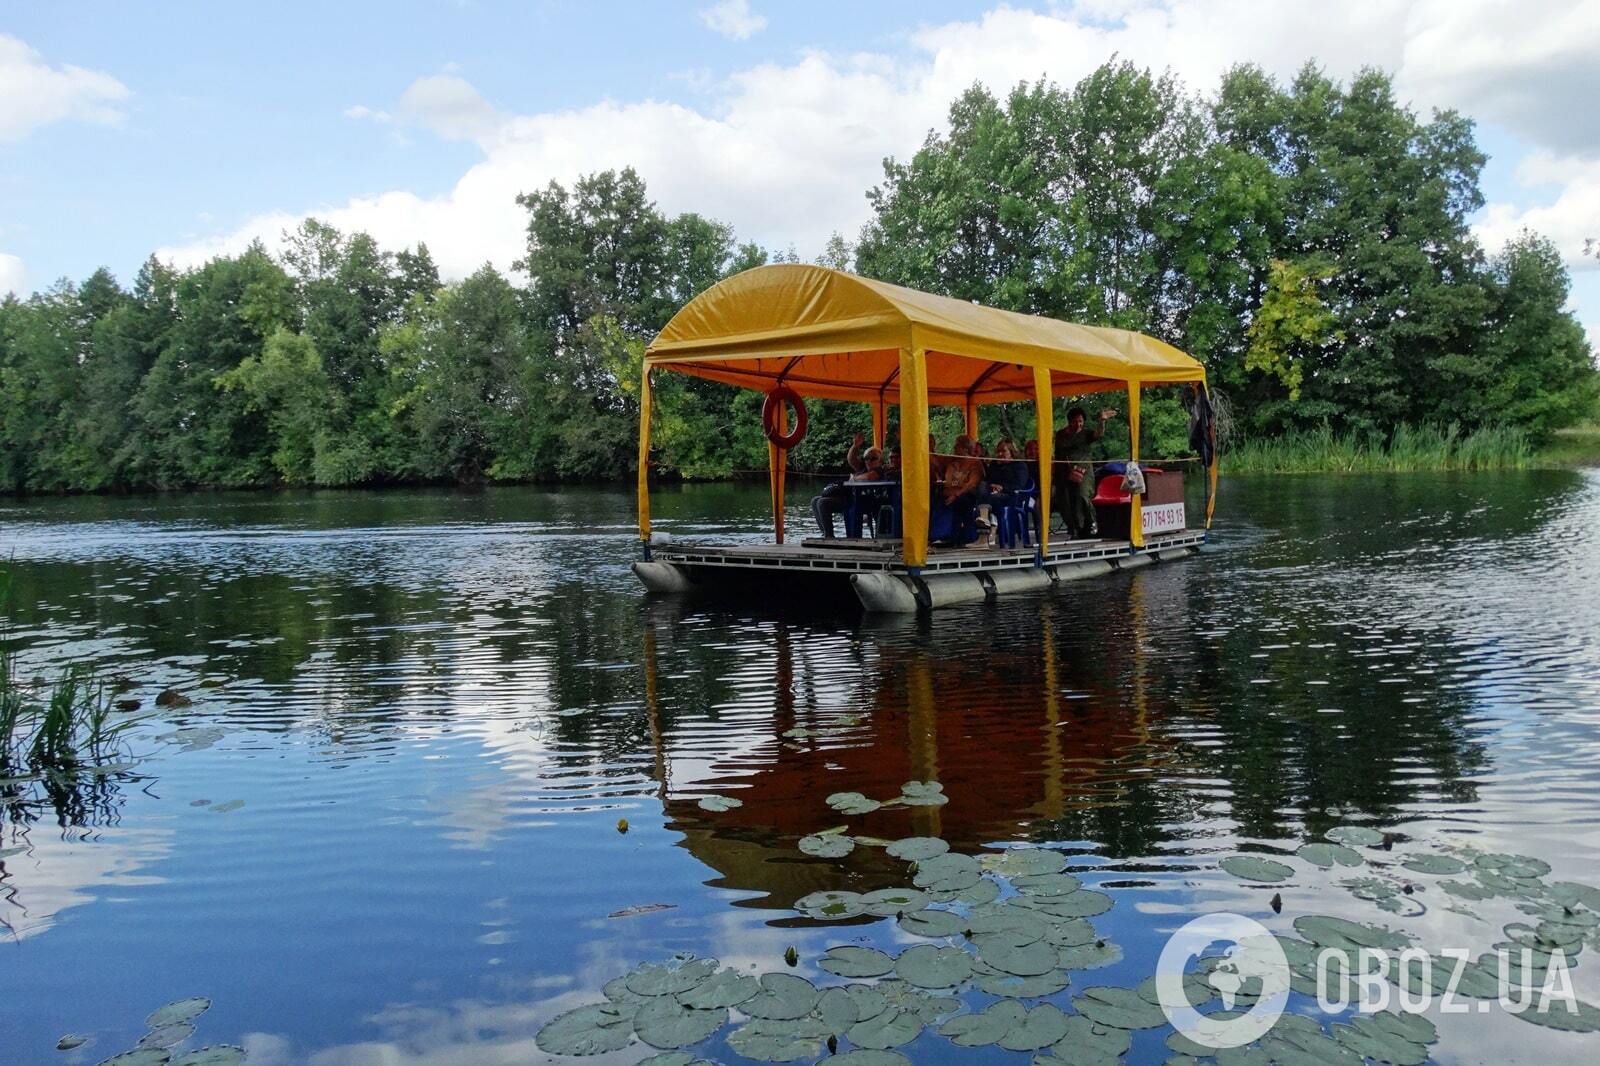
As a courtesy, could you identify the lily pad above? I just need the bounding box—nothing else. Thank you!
[1072,986,1168,1030]
[983,849,1067,878]
[814,986,860,1033]
[948,878,1002,906]
[967,902,1052,941]
[1511,994,1600,1032]
[1400,853,1466,875]
[798,833,854,859]
[1221,855,1294,883]
[1548,881,1600,912]
[57,1035,89,1051]
[939,1001,1027,1047]
[898,908,967,938]
[634,999,727,1049]
[912,853,983,892]
[675,968,759,1009]
[1013,872,1084,898]
[999,1003,1071,1051]
[897,780,948,806]
[742,973,820,1021]
[832,1052,912,1066]
[98,1053,170,1066]
[974,933,1060,977]
[1056,939,1123,970]
[1330,1015,1427,1065]
[845,1008,923,1050]
[726,1018,828,1061]
[1297,842,1364,869]
[625,958,719,997]
[974,966,1071,998]
[794,890,867,921]
[1043,1015,1131,1063]
[896,944,974,988]
[826,792,882,816]
[696,795,742,812]
[1294,915,1411,952]
[169,1050,246,1066]
[1440,878,1495,901]
[1325,825,1385,847]
[535,1003,635,1055]
[861,888,929,916]
[137,1024,195,1049]
[145,998,211,1028]
[639,1054,705,1066]
[886,837,949,862]
[1016,889,1113,919]
[819,946,896,978]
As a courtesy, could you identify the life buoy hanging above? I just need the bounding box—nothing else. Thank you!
[761,385,808,449]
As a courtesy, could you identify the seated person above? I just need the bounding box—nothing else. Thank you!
[983,438,1030,506]
[928,434,948,480]
[811,432,880,538]
[937,435,985,545]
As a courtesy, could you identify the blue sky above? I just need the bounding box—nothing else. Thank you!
[3,1,1596,341]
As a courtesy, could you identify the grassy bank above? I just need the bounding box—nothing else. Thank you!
[1222,423,1537,474]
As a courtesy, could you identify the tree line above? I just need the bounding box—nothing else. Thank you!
[1,61,1594,494]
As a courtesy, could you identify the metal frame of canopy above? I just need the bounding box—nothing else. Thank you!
[637,264,1218,572]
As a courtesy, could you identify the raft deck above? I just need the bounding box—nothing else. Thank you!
[636,530,1207,612]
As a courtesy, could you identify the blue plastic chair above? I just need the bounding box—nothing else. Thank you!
[996,483,1037,549]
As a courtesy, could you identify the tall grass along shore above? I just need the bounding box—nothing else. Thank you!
[1222,423,1538,474]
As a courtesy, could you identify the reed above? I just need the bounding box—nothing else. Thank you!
[1223,423,1533,475]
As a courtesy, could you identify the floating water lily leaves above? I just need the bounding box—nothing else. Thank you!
[675,968,759,1009]
[1400,853,1466,875]
[886,836,949,862]
[1260,1024,1364,1066]
[1325,825,1385,847]
[535,1003,635,1056]
[1330,1013,1429,1065]
[826,792,882,816]
[860,888,928,916]
[1511,994,1600,1032]
[911,853,983,893]
[819,946,896,978]
[1045,918,1099,948]
[845,1007,923,1050]
[897,780,948,806]
[1294,915,1411,952]
[633,999,727,1049]
[1297,842,1364,869]
[137,1024,195,1049]
[625,958,719,997]
[1015,888,1113,919]
[1548,880,1600,912]
[1221,856,1294,883]
[726,1018,828,1061]
[145,998,211,1029]
[832,1051,912,1066]
[98,1052,171,1066]
[742,973,821,1021]
[895,944,973,988]
[696,795,741,812]
[56,1035,88,1051]
[1013,872,1083,898]
[638,1053,708,1066]
[973,965,1071,999]
[999,1003,1071,1051]
[798,833,854,859]
[1056,938,1123,971]
[938,1000,1027,1047]
[974,933,1060,977]
[898,908,966,938]
[1440,878,1495,901]
[794,890,867,921]
[1041,1014,1132,1064]
[1071,986,1168,1030]
[982,848,1067,878]
[169,1049,246,1066]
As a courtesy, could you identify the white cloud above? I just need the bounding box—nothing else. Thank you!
[0,252,23,296]
[0,33,129,142]
[157,0,1600,324]
[699,0,768,41]
[1474,152,1600,271]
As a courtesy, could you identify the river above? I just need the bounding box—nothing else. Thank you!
[2,471,1598,1064]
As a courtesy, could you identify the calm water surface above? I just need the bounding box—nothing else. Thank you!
[2,472,1599,1064]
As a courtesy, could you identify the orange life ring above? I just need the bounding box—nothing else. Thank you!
[761,386,808,449]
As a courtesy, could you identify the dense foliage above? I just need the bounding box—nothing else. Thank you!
[1,62,1593,493]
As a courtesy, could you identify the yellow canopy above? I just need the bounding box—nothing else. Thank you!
[646,264,1205,401]
[639,264,1215,570]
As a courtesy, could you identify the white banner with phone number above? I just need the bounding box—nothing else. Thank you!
[1142,501,1186,535]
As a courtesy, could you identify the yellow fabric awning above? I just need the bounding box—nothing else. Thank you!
[646,264,1204,402]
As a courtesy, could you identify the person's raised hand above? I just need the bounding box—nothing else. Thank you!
[1100,408,1117,421]
[853,432,865,447]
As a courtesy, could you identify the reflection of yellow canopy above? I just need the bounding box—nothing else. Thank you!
[638,265,1215,569]
[646,264,1205,402]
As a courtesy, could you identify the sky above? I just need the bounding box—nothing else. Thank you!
[3,0,1598,343]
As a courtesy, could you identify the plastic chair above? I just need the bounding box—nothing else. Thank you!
[996,484,1036,549]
